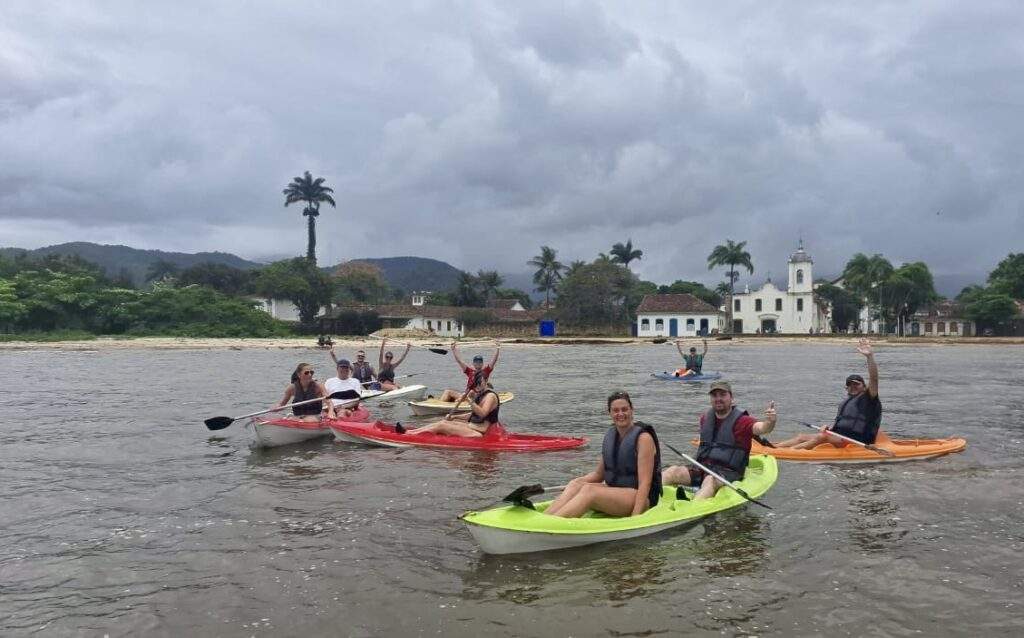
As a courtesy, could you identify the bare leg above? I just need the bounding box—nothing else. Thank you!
[774,433,819,448]
[544,478,590,516]
[381,381,399,391]
[661,465,694,486]
[439,389,461,402]
[408,417,483,438]
[549,483,639,518]
[791,433,843,450]
[693,474,722,500]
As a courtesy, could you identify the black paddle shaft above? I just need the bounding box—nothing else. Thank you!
[662,442,772,510]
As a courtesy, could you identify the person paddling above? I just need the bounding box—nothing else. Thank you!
[775,339,881,449]
[544,391,661,518]
[438,341,500,402]
[323,358,363,418]
[406,371,501,438]
[674,339,708,377]
[275,363,336,421]
[377,338,411,391]
[662,381,777,500]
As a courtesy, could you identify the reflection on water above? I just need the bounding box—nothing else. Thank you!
[694,509,772,576]
[831,468,906,551]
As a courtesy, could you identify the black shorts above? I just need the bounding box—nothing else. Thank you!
[687,465,741,487]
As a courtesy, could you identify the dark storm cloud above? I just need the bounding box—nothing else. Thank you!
[1,1,1021,290]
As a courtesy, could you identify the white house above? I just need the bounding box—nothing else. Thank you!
[730,241,828,334]
[636,294,724,337]
[251,297,308,322]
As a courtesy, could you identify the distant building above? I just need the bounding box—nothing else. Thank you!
[487,298,527,312]
[635,294,724,337]
[730,240,828,334]
[908,301,974,337]
[251,297,309,322]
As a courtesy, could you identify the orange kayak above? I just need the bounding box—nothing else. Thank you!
[751,431,966,463]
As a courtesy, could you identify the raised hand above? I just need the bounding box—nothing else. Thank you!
[857,338,873,358]
[764,400,777,426]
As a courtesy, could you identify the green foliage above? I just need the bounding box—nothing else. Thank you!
[815,282,863,332]
[556,258,637,328]
[0,278,27,329]
[0,330,98,342]
[657,280,722,308]
[988,253,1024,299]
[457,308,494,329]
[707,239,754,333]
[454,271,484,307]
[323,309,382,335]
[113,284,292,337]
[253,258,333,324]
[476,270,504,302]
[332,261,393,305]
[841,253,894,301]
[527,246,564,306]
[145,259,180,284]
[610,239,643,268]
[881,261,938,323]
[178,262,253,295]
[494,288,533,309]
[963,291,1017,330]
[425,291,456,306]
[283,171,336,263]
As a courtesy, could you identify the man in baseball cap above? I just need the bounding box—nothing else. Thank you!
[662,379,777,501]
[437,340,501,403]
[776,338,882,449]
[322,357,365,414]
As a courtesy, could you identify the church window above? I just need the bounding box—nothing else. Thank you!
[755,299,762,312]
[655,318,664,330]
[734,299,741,312]
[775,298,783,311]
[641,318,650,330]
[796,269,804,285]
[797,298,804,312]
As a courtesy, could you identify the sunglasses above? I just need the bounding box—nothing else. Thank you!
[385,355,393,359]
[303,370,314,376]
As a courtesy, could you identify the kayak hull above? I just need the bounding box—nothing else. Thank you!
[461,455,778,554]
[751,433,967,463]
[408,392,515,416]
[650,372,723,382]
[369,384,428,403]
[251,407,371,448]
[329,420,586,452]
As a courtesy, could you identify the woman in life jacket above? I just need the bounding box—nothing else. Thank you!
[544,391,662,518]
[377,338,411,391]
[775,339,881,448]
[406,371,502,438]
[275,363,336,421]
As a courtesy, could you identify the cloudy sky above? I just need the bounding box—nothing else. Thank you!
[2,1,1021,291]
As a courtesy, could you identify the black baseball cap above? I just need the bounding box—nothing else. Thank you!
[845,374,865,386]
[472,355,484,363]
[337,359,351,368]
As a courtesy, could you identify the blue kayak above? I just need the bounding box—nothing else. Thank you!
[651,371,723,382]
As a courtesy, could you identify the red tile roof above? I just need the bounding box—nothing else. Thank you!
[636,294,721,314]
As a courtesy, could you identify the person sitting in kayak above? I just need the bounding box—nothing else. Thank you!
[276,363,336,421]
[323,358,363,418]
[674,339,708,377]
[438,341,500,402]
[377,338,411,391]
[406,371,501,438]
[662,381,777,500]
[545,391,661,518]
[774,339,881,449]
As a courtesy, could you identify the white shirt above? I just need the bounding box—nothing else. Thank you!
[324,376,364,407]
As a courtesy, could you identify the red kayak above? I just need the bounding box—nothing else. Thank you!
[329,421,588,452]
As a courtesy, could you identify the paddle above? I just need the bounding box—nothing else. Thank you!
[204,390,360,431]
[420,339,499,356]
[662,442,773,510]
[446,387,473,419]
[498,483,569,510]
[797,421,894,457]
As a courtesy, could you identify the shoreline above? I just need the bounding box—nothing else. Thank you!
[2,334,1024,351]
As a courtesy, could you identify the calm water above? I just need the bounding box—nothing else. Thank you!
[2,342,1022,637]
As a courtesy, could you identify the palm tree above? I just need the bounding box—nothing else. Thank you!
[707,239,754,333]
[564,260,587,278]
[283,171,336,264]
[527,246,565,308]
[476,270,504,303]
[454,271,481,307]
[610,239,643,268]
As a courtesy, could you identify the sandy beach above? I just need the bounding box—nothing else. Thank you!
[2,334,1022,351]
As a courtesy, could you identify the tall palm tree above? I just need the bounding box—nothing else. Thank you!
[527,246,565,308]
[454,271,481,307]
[283,171,336,264]
[707,239,754,333]
[610,239,643,268]
[565,260,587,278]
[476,270,504,302]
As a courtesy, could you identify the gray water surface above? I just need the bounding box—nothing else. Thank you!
[2,343,1022,636]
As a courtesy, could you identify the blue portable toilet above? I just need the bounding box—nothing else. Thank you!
[539,320,556,337]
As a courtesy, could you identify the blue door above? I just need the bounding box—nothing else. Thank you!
[669,318,678,337]
[539,320,556,337]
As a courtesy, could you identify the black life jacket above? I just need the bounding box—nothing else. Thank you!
[832,392,881,443]
[601,422,662,506]
[468,390,500,425]
[351,362,375,383]
[291,381,322,416]
[378,363,395,383]
[696,407,750,480]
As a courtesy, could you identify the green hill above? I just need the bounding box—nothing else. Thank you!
[0,242,263,286]
[332,256,463,293]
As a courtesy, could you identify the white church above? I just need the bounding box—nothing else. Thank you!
[729,241,829,334]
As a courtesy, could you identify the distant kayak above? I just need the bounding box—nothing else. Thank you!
[461,455,778,554]
[408,392,515,416]
[365,384,428,403]
[251,407,371,448]
[650,372,723,382]
[329,420,586,452]
[751,431,967,463]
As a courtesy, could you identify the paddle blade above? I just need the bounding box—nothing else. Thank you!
[204,416,234,430]
[503,483,545,505]
[428,347,448,355]
[329,389,361,400]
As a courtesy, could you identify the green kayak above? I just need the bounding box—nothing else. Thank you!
[461,455,778,554]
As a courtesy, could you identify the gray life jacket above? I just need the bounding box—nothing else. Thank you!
[351,361,375,383]
[601,422,662,506]
[832,392,881,443]
[291,381,322,416]
[696,407,750,480]
[468,390,500,425]
[684,353,703,373]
